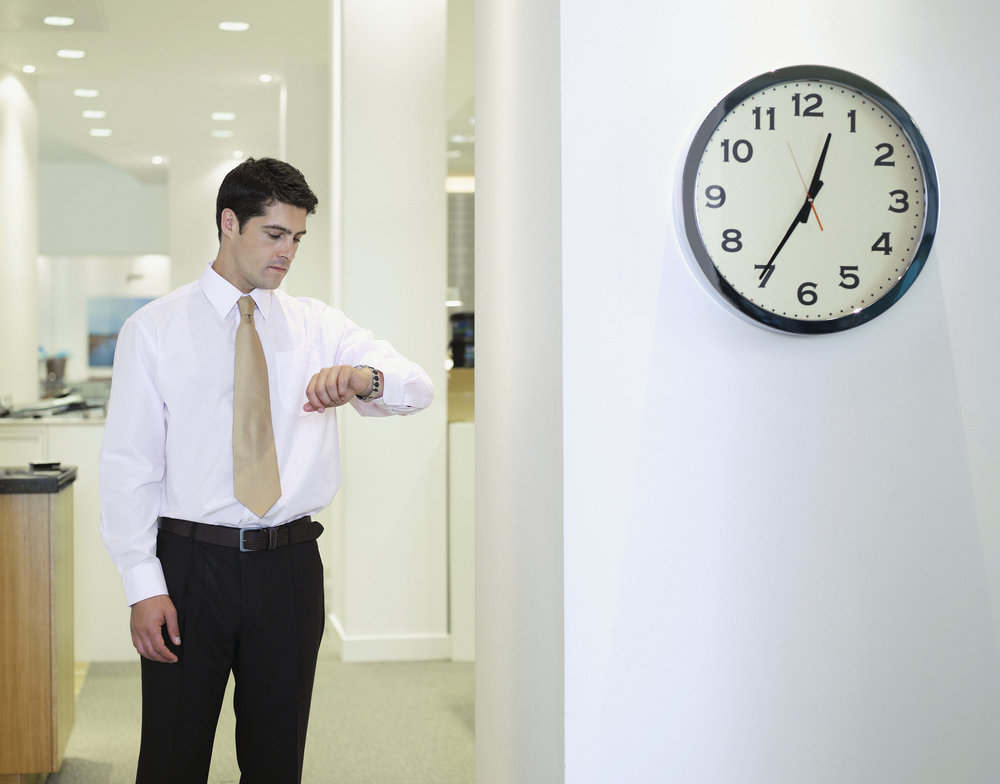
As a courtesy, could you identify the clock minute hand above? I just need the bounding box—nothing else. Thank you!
[758,134,833,282]
[759,178,824,280]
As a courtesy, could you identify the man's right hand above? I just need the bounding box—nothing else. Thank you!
[130,594,181,663]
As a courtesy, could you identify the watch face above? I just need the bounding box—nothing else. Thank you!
[680,65,938,334]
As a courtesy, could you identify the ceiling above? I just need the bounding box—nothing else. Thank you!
[0,0,475,184]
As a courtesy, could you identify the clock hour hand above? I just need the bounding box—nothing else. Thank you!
[806,132,832,200]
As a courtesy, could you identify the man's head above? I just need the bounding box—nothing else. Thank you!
[215,157,318,241]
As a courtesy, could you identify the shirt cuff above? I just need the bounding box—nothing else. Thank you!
[122,559,169,607]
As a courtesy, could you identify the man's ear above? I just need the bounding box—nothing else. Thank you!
[220,208,239,239]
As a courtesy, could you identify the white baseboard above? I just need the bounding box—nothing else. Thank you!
[328,613,452,662]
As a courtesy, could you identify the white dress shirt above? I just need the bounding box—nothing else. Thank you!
[99,264,433,606]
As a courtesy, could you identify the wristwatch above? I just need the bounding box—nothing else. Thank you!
[354,365,381,402]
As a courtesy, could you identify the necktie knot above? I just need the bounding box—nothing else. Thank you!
[238,295,255,322]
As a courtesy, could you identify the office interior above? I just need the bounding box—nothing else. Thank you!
[4,1,1000,783]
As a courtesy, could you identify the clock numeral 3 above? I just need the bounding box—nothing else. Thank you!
[888,190,909,213]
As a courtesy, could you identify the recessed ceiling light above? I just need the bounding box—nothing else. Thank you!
[82,110,106,119]
[57,49,86,59]
[232,150,244,159]
[218,21,250,32]
[73,88,99,98]
[89,129,112,137]
[44,16,75,26]
[22,65,36,74]
[152,156,165,165]
[211,112,236,121]
[211,130,234,139]
[258,74,273,83]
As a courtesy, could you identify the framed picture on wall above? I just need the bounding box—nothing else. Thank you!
[87,297,151,367]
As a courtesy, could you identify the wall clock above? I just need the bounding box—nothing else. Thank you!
[678,65,938,334]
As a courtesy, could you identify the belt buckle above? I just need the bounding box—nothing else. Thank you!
[240,525,278,552]
[240,525,262,552]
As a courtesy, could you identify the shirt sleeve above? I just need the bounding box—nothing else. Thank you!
[98,315,170,606]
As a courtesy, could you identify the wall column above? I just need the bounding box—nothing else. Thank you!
[328,0,449,661]
[0,70,39,404]
[475,0,565,781]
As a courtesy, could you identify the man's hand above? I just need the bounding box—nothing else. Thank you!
[304,365,378,413]
[131,594,181,663]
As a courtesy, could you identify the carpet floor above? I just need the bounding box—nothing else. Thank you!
[44,640,475,784]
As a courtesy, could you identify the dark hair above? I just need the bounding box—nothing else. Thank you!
[216,157,319,239]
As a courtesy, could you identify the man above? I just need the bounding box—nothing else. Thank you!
[99,157,433,783]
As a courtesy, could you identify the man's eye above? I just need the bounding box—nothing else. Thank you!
[268,233,282,240]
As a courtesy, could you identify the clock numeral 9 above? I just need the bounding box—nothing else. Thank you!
[720,139,753,163]
[705,185,726,208]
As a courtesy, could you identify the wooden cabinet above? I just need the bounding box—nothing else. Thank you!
[0,467,76,779]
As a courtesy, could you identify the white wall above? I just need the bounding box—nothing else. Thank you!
[477,0,1000,782]
[39,161,168,256]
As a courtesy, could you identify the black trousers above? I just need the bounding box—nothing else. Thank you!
[136,528,326,784]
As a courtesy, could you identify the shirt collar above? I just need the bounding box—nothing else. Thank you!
[199,263,274,321]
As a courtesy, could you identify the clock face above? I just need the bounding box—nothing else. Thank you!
[680,65,938,333]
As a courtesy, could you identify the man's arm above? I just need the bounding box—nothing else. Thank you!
[99,316,172,658]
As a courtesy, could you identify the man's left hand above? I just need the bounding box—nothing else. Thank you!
[304,365,375,413]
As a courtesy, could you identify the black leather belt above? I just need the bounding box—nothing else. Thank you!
[157,516,323,552]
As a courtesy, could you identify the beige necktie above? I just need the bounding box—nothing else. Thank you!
[233,295,281,516]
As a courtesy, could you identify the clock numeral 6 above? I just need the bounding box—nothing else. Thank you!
[797,282,818,306]
[705,185,726,208]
